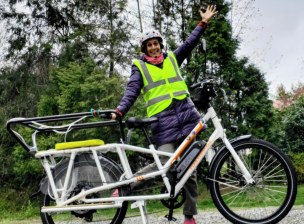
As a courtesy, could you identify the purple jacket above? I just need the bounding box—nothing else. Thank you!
[117,24,207,146]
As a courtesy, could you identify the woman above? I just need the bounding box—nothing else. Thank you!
[113,5,217,224]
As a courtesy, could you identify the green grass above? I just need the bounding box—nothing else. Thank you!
[1,184,303,223]
[295,184,304,205]
[0,188,40,223]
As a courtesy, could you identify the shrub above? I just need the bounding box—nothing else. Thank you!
[289,152,304,183]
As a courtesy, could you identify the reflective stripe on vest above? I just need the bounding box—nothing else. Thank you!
[133,52,189,117]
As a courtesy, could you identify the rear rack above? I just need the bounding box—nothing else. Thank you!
[6,110,125,154]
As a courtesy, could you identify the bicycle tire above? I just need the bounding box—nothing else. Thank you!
[209,138,297,224]
[40,153,129,224]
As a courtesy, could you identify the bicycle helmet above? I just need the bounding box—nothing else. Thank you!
[140,30,164,53]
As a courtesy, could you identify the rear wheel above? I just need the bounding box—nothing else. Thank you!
[40,154,129,224]
[209,139,297,224]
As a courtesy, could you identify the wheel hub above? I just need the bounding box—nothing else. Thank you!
[70,181,98,221]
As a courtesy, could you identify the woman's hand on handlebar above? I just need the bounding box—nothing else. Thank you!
[111,109,123,120]
[111,113,117,120]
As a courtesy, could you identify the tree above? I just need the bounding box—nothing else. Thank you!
[38,54,125,116]
[153,0,203,46]
[282,96,304,153]
[274,85,293,109]
[0,47,51,187]
[274,83,304,110]
[270,81,304,152]
[223,57,274,139]
[1,0,134,76]
[280,95,304,182]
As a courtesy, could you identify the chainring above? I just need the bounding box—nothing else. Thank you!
[160,186,186,209]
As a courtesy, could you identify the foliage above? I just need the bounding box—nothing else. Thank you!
[0,0,134,76]
[263,108,286,148]
[289,152,304,183]
[38,56,126,142]
[12,147,43,185]
[0,48,50,187]
[272,84,304,154]
[0,188,39,220]
[275,83,304,110]
[222,58,274,140]
[0,49,50,118]
[282,96,304,153]
[154,0,197,41]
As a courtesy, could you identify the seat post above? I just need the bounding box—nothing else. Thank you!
[142,127,153,145]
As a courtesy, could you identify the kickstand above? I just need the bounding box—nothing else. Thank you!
[165,170,177,222]
[164,202,177,221]
[131,200,149,224]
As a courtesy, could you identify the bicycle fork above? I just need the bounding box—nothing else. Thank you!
[222,138,254,184]
[204,107,254,185]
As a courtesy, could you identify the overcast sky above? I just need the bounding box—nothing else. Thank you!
[234,0,304,97]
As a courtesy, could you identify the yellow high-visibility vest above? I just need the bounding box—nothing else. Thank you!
[133,52,189,117]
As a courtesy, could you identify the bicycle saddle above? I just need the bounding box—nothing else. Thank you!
[125,117,158,129]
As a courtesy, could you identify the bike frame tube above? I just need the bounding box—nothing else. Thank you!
[149,144,172,190]
[59,170,169,206]
[92,150,108,185]
[175,107,254,195]
[116,145,134,179]
[42,158,60,201]
[61,151,77,201]
[41,202,123,213]
[38,143,173,206]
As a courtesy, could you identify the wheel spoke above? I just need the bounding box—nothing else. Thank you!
[256,185,287,195]
[264,168,285,179]
[208,177,241,190]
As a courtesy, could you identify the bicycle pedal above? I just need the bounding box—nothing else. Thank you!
[164,215,177,222]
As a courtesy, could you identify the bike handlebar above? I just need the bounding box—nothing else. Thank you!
[190,78,217,89]
[190,78,228,105]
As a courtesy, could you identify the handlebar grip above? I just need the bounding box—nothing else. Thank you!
[90,108,113,119]
[190,82,202,89]
[89,108,125,140]
[191,78,218,89]
[101,113,113,119]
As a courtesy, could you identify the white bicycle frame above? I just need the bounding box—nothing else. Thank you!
[29,105,254,224]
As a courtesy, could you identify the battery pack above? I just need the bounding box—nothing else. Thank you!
[174,140,206,180]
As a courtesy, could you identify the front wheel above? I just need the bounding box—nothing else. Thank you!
[40,154,129,224]
[209,138,297,224]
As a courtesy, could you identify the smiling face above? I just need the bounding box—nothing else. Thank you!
[145,38,162,57]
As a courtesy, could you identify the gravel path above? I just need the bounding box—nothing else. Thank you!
[119,205,304,224]
[1,206,302,224]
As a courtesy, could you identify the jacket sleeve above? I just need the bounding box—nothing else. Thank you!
[116,64,143,116]
[174,22,207,66]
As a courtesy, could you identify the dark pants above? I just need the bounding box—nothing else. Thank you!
[134,143,198,216]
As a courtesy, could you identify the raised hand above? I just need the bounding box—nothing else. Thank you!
[200,5,218,23]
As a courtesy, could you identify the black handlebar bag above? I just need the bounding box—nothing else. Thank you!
[190,83,217,111]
